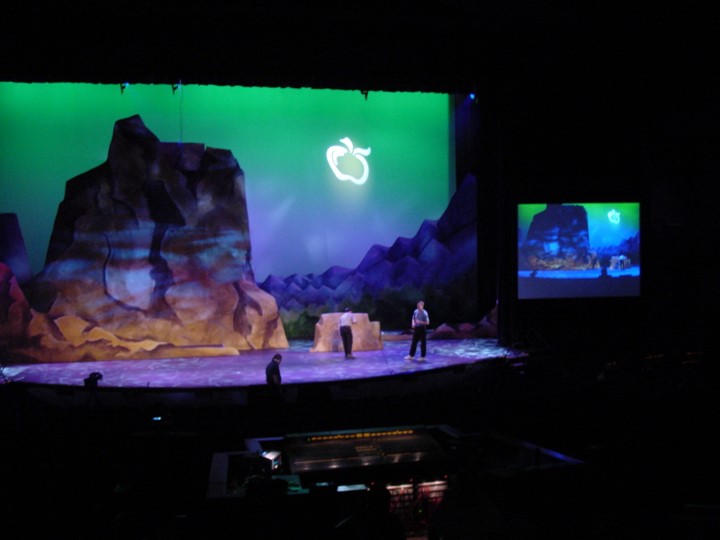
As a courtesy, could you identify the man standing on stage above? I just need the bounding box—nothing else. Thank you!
[339,307,356,359]
[405,300,429,362]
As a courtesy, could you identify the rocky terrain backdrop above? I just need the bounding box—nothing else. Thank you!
[0,116,494,364]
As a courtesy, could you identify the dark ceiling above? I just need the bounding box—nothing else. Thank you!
[2,2,714,99]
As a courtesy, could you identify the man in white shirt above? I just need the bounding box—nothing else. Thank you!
[339,307,356,359]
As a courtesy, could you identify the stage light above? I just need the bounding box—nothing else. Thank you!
[469,92,475,100]
[172,80,182,94]
[84,371,103,388]
[261,450,282,471]
[120,82,129,95]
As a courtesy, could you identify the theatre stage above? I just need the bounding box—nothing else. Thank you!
[2,335,525,413]
[1,337,523,409]
[1,336,531,491]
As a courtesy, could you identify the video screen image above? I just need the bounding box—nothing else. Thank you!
[517,202,640,299]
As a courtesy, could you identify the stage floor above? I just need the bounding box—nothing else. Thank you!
[2,337,520,389]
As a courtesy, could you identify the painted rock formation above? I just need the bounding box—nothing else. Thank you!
[9,115,287,363]
[309,312,383,353]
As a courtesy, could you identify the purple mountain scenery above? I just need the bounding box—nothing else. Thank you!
[259,175,482,337]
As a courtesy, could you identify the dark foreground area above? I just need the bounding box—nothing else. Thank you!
[2,347,718,539]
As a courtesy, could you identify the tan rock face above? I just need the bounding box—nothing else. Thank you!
[310,312,383,353]
[7,115,287,364]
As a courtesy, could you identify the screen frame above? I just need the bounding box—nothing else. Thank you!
[516,201,642,301]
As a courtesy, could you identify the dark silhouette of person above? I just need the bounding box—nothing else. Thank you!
[266,353,282,386]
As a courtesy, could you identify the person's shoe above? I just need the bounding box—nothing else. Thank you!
[404,355,414,361]
[418,357,426,362]
[347,355,356,359]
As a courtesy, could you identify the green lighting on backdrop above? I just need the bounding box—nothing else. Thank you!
[0,83,453,280]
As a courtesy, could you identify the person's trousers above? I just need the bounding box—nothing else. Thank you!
[340,326,353,356]
[409,326,427,357]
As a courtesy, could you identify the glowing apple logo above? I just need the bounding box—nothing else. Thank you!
[607,209,621,224]
[326,137,372,185]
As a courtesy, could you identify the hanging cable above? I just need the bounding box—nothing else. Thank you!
[174,80,184,144]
